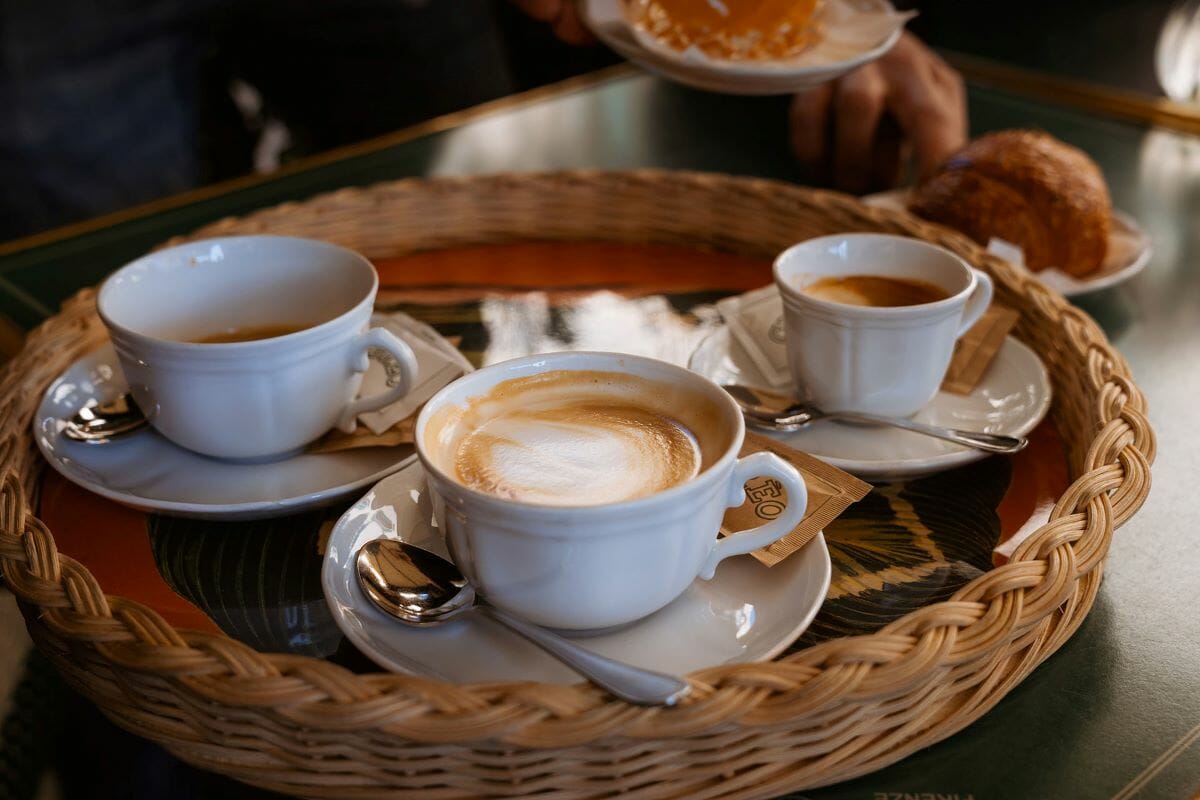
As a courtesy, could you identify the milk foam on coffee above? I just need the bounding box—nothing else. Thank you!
[454,402,700,505]
[424,370,723,507]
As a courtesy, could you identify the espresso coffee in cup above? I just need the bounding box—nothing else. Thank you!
[416,352,809,631]
[774,234,994,418]
[190,323,308,344]
[98,235,420,460]
[802,275,950,308]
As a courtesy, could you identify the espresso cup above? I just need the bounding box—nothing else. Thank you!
[414,351,809,631]
[773,233,993,418]
[97,235,419,460]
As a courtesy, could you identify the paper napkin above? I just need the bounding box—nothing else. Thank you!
[306,312,471,453]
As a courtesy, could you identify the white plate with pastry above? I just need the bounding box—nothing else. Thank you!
[866,130,1152,298]
[581,0,910,95]
[865,190,1151,298]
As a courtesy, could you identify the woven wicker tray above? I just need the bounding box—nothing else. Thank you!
[0,171,1154,799]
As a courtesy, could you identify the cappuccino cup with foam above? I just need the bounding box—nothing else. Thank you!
[773,233,993,418]
[415,352,808,631]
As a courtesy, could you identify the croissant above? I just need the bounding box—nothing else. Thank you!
[908,130,1111,277]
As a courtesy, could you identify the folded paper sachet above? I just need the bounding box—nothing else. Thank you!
[721,429,870,567]
[939,305,1020,394]
[306,312,472,454]
[717,285,1018,396]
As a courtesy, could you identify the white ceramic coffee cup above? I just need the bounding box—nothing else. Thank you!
[97,235,419,460]
[414,351,809,631]
[773,233,993,418]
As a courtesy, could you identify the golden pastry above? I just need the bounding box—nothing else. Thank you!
[909,129,1111,277]
[625,0,823,61]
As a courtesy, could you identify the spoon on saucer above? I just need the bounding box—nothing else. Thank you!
[62,393,148,443]
[354,538,692,706]
[723,384,1028,455]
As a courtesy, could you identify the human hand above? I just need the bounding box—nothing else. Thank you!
[509,0,594,45]
[789,32,967,193]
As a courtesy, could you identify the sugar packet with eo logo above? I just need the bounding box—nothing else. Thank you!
[721,430,870,567]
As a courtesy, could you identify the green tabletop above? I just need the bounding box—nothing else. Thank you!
[3,67,1197,800]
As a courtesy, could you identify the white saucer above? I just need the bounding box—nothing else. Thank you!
[581,0,905,96]
[322,462,832,684]
[864,190,1153,297]
[689,327,1052,481]
[34,344,416,520]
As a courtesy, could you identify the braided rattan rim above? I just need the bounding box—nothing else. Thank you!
[0,171,1153,799]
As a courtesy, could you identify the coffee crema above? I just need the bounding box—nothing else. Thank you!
[426,370,720,507]
[191,323,306,344]
[802,275,950,308]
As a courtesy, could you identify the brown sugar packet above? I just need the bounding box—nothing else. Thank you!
[721,429,870,567]
[941,304,1020,395]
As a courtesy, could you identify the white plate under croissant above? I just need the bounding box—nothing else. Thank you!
[864,190,1153,298]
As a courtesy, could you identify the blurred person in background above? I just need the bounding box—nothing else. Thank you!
[476,0,969,193]
[0,0,964,241]
[0,0,608,240]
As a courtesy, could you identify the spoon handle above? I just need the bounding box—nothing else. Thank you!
[824,410,1028,454]
[478,605,692,706]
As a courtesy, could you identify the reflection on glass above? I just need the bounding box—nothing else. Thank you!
[1136,128,1200,280]
[426,90,639,174]
[1156,0,1200,101]
[147,508,347,658]
[480,290,721,366]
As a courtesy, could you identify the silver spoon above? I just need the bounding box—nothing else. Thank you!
[354,538,692,706]
[62,393,148,443]
[724,384,1027,455]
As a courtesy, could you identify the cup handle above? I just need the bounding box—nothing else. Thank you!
[699,451,808,580]
[335,327,419,433]
[957,268,994,337]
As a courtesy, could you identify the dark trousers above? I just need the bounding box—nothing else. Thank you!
[0,0,515,239]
